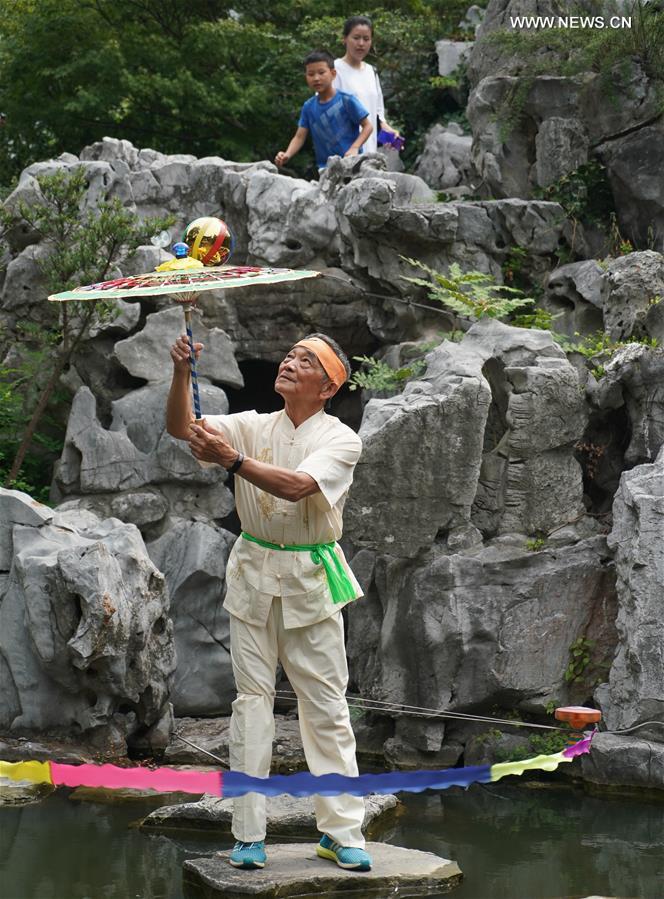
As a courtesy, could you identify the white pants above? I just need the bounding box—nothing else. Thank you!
[229,598,366,847]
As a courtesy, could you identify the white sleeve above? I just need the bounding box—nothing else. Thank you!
[333,58,345,91]
[374,67,385,120]
[203,410,258,449]
[296,432,362,511]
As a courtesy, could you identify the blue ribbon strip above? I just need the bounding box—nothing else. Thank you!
[223,765,493,798]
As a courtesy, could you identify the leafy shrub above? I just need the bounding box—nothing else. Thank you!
[1,168,172,493]
[402,258,536,323]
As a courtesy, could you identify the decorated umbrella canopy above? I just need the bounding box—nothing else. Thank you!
[48,217,320,420]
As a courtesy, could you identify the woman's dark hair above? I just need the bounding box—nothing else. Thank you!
[303,49,335,69]
[343,15,373,37]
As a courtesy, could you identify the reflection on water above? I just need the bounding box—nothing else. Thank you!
[1,782,663,899]
[0,791,222,899]
[389,783,664,899]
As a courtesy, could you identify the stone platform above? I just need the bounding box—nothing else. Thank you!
[182,842,462,898]
[141,793,400,839]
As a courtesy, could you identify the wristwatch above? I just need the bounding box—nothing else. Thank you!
[228,452,245,474]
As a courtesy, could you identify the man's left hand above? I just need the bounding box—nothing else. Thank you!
[188,419,237,468]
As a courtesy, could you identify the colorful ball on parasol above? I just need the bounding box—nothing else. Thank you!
[183,216,235,266]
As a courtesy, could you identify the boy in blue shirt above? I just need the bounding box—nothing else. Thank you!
[275,50,373,171]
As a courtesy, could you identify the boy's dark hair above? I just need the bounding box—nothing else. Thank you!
[303,49,335,70]
[343,15,373,37]
[303,332,352,382]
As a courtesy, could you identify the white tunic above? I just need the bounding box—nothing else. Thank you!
[333,58,385,154]
[205,408,363,628]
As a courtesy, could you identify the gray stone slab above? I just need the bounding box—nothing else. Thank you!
[141,792,399,839]
[182,842,462,897]
[165,716,306,773]
[0,778,55,806]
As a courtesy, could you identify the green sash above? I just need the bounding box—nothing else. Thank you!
[241,532,357,604]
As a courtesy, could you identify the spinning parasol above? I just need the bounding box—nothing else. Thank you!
[48,217,320,420]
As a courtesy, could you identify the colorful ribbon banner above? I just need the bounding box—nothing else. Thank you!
[0,735,592,798]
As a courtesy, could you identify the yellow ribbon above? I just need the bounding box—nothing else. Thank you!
[0,760,52,785]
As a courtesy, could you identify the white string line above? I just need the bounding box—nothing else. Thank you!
[275,691,664,737]
[273,690,563,732]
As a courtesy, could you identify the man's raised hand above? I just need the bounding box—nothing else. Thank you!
[170,334,204,374]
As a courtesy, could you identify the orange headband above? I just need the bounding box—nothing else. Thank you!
[294,338,347,387]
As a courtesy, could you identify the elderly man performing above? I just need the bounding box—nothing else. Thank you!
[166,332,370,872]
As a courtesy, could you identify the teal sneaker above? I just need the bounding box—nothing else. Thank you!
[316,834,372,871]
[229,840,267,869]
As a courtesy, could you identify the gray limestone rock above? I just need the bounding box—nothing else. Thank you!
[56,490,170,532]
[197,267,373,364]
[0,494,175,744]
[467,60,660,200]
[0,778,55,806]
[147,520,237,716]
[459,4,485,33]
[597,118,664,253]
[535,117,589,188]
[0,488,53,570]
[436,39,474,77]
[579,733,664,794]
[596,344,664,467]
[55,387,150,494]
[80,136,140,168]
[468,0,579,85]
[117,244,172,277]
[414,123,474,191]
[245,170,333,267]
[114,306,243,388]
[88,299,141,338]
[601,448,664,734]
[600,251,664,343]
[347,534,617,732]
[183,843,463,898]
[164,715,306,773]
[345,319,587,556]
[345,373,489,558]
[543,260,605,338]
[141,792,397,838]
[54,384,234,516]
[0,242,57,329]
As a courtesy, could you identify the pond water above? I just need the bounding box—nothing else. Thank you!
[1,781,663,899]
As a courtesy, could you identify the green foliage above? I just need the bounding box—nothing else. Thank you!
[501,245,529,286]
[534,161,615,232]
[571,330,660,379]
[493,730,569,763]
[402,258,536,323]
[564,636,594,684]
[348,331,463,394]
[1,167,173,494]
[348,354,427,394]
[0,0,471,184]
[511,308,558,331]
[484,2,664,146]
[485,2,664,84]
[563,635,611,690]
[528,732,569,756]
[525,536,546,552]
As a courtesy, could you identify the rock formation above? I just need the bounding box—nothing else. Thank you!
[1,4,664,788]
[0,489,175,751]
